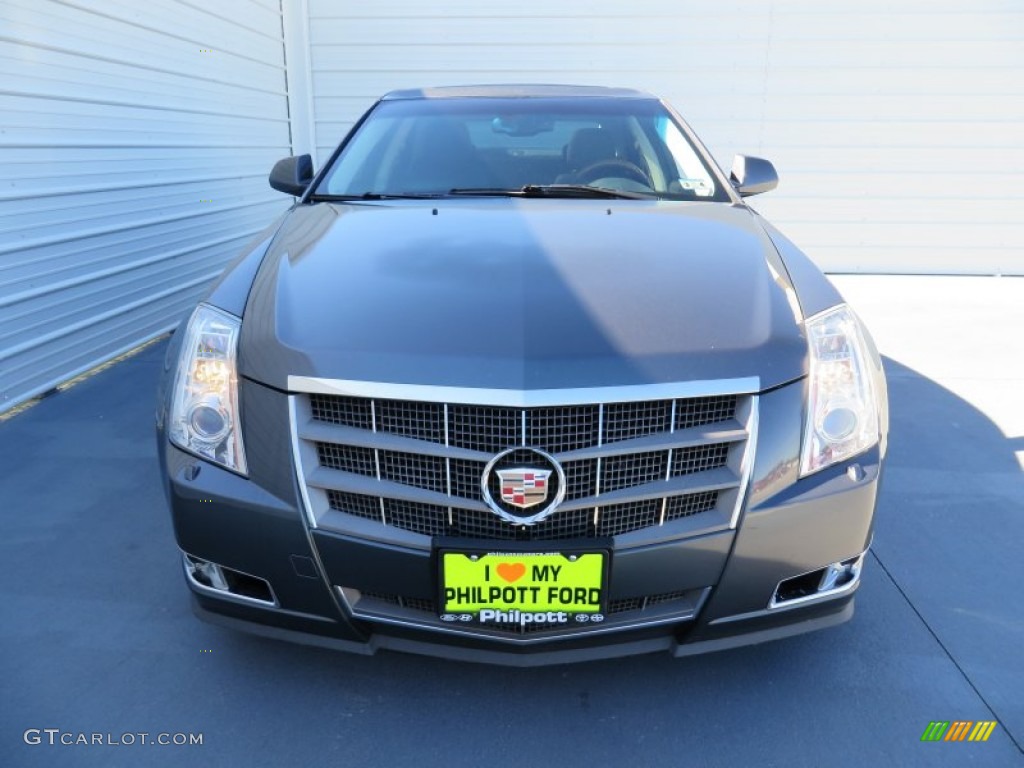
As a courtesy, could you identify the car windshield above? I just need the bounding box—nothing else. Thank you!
[314,97,728,201]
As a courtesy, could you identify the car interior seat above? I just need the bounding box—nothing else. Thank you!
[556,128,619,183]
[392,119,494,192]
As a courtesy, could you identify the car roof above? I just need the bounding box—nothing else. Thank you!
[381,84,655,101]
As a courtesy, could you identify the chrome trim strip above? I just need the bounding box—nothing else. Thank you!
[288,376,761,407]
[729,395,759,529]
[594,403,604,528]
[288,396,319,529]
[443,403,453,527]
[370,401,385,526]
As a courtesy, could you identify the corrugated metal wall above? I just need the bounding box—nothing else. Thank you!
[2,0,1020,413]
[303,0,1023,276]
[0,0,293,413]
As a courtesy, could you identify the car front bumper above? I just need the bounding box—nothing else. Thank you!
[158,375,882,666]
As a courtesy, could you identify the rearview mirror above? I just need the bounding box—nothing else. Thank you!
[730,155,778,197]
[269,154,313,196]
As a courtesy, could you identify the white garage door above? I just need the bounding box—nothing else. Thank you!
[299,0,1023,276]
[1,0,293,413]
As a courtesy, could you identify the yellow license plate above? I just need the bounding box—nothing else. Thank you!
[440,551,605,623]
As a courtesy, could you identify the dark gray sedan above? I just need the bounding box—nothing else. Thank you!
[156,85,888,665]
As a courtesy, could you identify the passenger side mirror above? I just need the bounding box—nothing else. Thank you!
[730,155,778,197]
[269,154,313,196]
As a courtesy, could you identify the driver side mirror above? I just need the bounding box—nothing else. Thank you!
[269,154,313,196]
[730,155,778,197]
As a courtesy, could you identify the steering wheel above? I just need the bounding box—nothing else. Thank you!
[574,159,651,187]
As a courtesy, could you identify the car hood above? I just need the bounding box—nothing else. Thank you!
[239,200,808,392]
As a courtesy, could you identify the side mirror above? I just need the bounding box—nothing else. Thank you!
[269,154,313,196]
[730,155,778,197]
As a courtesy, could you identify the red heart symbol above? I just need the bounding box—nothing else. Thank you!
[496,563,526,583]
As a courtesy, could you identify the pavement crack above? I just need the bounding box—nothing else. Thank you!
[869,550,1023,755]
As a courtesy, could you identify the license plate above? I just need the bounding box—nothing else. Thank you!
[440,550,606,627]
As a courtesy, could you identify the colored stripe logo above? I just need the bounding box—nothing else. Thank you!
[921,721,997,742]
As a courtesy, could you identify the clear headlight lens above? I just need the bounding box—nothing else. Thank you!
[168,304,247,475]
[800,304,879,476]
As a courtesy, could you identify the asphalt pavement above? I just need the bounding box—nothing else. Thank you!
[1,275,1022,768]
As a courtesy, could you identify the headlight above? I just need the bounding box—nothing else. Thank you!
[168,304,247,475]
[800,304,879,476]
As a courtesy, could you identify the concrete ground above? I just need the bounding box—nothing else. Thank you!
[1,275,1021,767]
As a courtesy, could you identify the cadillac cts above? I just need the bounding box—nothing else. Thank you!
[156,85,888,665]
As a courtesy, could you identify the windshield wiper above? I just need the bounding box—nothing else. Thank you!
[311,186,656,202]
[308,192,448,201]
[448,185,654,200]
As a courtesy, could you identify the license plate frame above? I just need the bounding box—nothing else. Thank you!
[438,548,608,628]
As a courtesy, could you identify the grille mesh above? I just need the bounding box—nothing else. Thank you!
[317,443,375,476]
[385,498,449,537]
[377,400,444,443]
[676,395,737,430]
[449,404,519,453]
[597,499,661,537]
[451,506,594,541]
[528,405,600,453]
[327,490,719,540]
[357,589,693,619]
[562,459,597,501]
[449,458,487,499]
[601,451,668,493]
[310,394,737,451]
[603,400,672,444]
[309,395,372,430]
[672,443,731,476]
[327,490,381,522]
[665,491,719,522]
[379,451,446,494]
[306,393,744,540]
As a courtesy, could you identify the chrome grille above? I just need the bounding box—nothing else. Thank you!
[296,389,755,540]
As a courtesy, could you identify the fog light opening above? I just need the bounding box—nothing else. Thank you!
[184,554,276,605]
[770,554,864,609]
